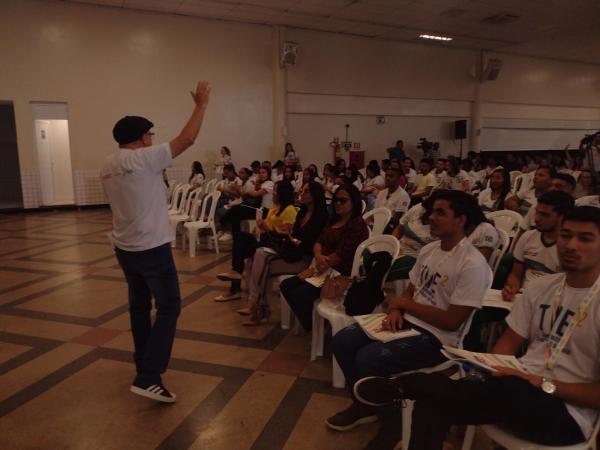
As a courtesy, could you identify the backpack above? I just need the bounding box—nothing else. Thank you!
[344,251,393,316]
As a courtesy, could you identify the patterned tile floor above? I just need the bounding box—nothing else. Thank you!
[0,209,492,450]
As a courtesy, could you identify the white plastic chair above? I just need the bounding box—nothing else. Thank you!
[461,416,600,450]
[310,235,401,388]
[486,210,523,252]
[488,228,510,275]
[576,195,600,207]
[509,170,522,187]
[361,200,367,214]
[183,191,222,256]
[168,183,189,215]
[169,189,201,247]
[362,207,392,236]
[204,178,217,195]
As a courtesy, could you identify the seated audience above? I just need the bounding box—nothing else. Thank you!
[574,169,598,199]
[239,182,328,325]
[326,190,492,450]
[521,172,576,231]
[402,157,417,192]
[502,190,574,301]
[443,158,470,192]
[477,167,511,212]
[361,161,385,210]
[213,146,232,176]
[188,161,206,191]
[215,180,296,302]
[374,168,411,233]
[505,166,555,215]
[410,158,436,202]
[353,206,600,450]
[280,184,369,331]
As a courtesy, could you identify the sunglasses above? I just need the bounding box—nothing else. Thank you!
[333,197,350,204]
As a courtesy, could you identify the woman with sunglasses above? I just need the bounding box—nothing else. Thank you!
[280,184,369,331]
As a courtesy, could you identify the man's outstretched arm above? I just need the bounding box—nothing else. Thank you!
[170,80,211,158]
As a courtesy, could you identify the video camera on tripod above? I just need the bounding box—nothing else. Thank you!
[416,137,440,158]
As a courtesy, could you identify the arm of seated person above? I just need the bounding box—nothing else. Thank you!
[412,186,432,199]
[492,327,600,410]
[391,295,475,332]
[245,188,267,198]
[502,260,524,301]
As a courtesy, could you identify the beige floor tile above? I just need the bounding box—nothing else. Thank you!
[0,270,47,291]
[0,237,56,255]
[103,333,270,370]
[0,343,93,402]
[29,242,115,264]
[0,272,86,305]
[283,393,378,450]
[0,359,222,450]
[275,331,312,357]
[40,222,113,236]
[0,258,84,273]
[300,359,333,382]
[190,371,295,450]
[0,314,91,340]
[100,311,132,330]
[18,278,128,318]
[0,342,32,365]
[177,291,276,340]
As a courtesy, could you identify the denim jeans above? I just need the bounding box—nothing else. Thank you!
[115,243,181,385]
[333,321,447,389]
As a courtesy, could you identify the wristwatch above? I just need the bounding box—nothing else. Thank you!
[541,377,557,395]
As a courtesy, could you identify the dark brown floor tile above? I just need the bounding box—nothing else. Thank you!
[257,351,309,376]
[70,327,123,347]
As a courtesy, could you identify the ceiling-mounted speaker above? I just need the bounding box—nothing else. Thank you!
[481,58,503,81]
[281,41,298,67]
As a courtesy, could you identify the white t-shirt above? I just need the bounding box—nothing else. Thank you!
[353,179,363,191]
[446,170,470,191]
[406,238,492,346]
[272,173,283,182]
[398,204,437,257]
[576,195,600,208]
[507,273,600,438]
[100,143,174,251]
[405,168,417,185]
[375,187,410,214]
[468,222,499,253]
[433,170,447,188]
[516,187,539,215]
[365,175,385,191]
[513,229,561,288]
[478,188,502,212]
[259,180,275,209]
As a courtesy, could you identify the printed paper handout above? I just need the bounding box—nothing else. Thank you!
[355,313,420,343]
[442,346,526,373]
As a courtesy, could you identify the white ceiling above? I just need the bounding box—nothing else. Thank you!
[62,0,600,65]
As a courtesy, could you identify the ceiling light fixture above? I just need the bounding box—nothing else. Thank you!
[419,34,453,42]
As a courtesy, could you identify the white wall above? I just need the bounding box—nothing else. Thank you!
[0,0,274,178]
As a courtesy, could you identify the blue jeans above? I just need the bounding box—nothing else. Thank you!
[333,321,446,389]
[115,243,181,385]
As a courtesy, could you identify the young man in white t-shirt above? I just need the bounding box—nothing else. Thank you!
[374,168,411,233]
[503,190,574,301]
[505,166,554,216]
[353,206,600,449]
[101,81,210,403]
[326,190,492,449]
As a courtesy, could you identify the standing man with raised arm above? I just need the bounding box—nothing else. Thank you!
[101,81,211,403]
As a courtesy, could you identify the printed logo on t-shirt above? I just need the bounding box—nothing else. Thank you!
[537,303,580,354]
[417,264,448,305]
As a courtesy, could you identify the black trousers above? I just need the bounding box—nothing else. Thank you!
[279,276,321,331]
[229,231,258,293]
[221,204,257,234]
[401,372,585,450]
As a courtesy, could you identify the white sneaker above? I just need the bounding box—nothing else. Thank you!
[218,232,233,242]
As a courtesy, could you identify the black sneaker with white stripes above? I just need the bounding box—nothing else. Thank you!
[130,381,176,403]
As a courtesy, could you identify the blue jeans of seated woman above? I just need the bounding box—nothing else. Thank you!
[333,321,446,390]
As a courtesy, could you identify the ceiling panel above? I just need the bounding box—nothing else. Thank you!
[58,0,600,64]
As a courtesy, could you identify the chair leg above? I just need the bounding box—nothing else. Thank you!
[280,291,291,330]
[311,307,324,361]
[461,425,475,450]
[402,399,414,448]
[332,356,345,389]
[211,224,219,254]
[189,230,197,258]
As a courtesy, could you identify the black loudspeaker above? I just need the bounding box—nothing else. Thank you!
[454,120,467,140]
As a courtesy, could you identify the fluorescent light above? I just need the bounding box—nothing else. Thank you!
[419,34,453,41]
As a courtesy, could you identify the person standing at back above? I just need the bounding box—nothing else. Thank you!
[100,81,210,403]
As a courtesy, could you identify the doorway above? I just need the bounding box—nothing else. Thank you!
[31,102,75,206]
[0,101,23,210]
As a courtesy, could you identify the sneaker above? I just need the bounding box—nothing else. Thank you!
[218,232,233,242]
[130,381,176,403]
[326,401,378,431]
[214,292,241,302]
[354,376,406,408]
[217,271,241,282]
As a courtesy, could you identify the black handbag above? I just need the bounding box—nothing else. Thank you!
[344,251,393,316]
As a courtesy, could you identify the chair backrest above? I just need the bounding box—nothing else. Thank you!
[188,186,204,221]
[181,188,198,216]
[176,184,192,213]
[168,183,185,209]
[488,228,510,275]
[508,171,521,186]
[362,207,392,236]
[486,210,522,242]
[198,190,221,224]
[351,235,401,288]
[361,200,367,214]
[205,178,217,194]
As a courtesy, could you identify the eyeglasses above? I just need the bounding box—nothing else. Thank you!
[333,197,350,204]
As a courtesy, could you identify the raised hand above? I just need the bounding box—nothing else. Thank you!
[190,80,210,107]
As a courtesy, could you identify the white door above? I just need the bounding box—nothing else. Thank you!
[32,103,75,206]
[35,120,55,205]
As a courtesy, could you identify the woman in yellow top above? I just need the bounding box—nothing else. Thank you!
[214,180,297,301]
